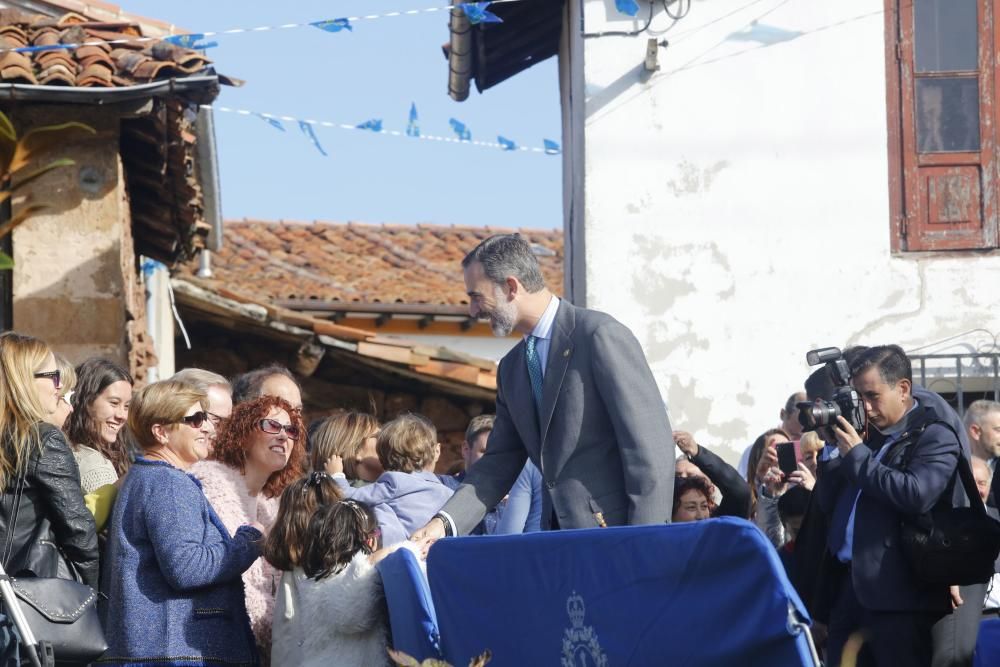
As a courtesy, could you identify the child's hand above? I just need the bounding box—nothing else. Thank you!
[412,536,435,560]
[324,454,344,475]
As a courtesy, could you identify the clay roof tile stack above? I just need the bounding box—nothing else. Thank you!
[0,9,221,88]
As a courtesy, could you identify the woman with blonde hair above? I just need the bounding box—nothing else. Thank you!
[101,379,261,666]
[0,332,98,588]
[310,411,381,486]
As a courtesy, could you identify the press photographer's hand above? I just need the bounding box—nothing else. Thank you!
[833,416,863,456]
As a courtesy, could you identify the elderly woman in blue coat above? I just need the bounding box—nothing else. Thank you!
[99,379,263,666]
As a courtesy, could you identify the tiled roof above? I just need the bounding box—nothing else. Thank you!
[180,220,565,307]
[0,8,223,87]
[172,278,499,398]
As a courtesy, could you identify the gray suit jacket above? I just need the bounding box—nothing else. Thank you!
[441,300,676,533]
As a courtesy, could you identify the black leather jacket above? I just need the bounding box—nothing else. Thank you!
[0,423,99,589]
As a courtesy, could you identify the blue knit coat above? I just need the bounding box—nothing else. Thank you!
[98,457,262,666]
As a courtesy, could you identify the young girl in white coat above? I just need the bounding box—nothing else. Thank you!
[266,478,429,667]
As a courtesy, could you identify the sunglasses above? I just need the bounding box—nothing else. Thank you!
[33,370,61,389]
[258,418,300,440]
[180,411,210,429]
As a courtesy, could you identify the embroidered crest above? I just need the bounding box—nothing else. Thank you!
[561,591,608,667]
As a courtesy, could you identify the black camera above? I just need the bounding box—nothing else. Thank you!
[797,347,867,436]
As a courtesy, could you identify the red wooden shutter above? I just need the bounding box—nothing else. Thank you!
[895,0,997,251]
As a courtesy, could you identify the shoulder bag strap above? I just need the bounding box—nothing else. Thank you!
[896,419,988,517]
[2,454,29,569]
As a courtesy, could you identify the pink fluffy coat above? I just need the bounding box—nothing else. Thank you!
[190,460,280,654]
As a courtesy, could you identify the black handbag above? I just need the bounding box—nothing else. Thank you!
[2,465,107,665]
[898,437,1000,586]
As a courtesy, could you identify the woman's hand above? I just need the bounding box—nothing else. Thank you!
[324,454,344,476]
[756,442,779,483]
[672,431,699,458]
[762,466,787,497]
[787,462,816,491]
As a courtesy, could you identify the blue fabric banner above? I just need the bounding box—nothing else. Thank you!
[424,518,814,666]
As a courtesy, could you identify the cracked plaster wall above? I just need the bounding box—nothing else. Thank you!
[581,0,1000,462]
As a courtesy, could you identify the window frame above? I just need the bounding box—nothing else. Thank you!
[885,0,999,252]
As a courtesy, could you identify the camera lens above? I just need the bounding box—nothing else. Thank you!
[797,399,842,429]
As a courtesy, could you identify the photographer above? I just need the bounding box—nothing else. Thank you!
[817,345,962,667]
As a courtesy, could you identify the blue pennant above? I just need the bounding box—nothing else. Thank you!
[298,121,328,156]
[449,118,471,141]
[356,119,383,132]
[255,113,285,132]
[14,43,72,53]
[164,33,219,49]
[406,102,420,138]
[498,136,517,151]
[543,139,561,155]
[615,0,640,17]
[461,2,503,24]
[310,18,353,33]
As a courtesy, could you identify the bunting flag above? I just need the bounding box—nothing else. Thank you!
[449,118,471,141]
[217,106,558,156]
[163,33,219,49]
[461,2,503,24]
[356,118,384,132]
[299,121,328,156]
[406,103,420,138]
[256,113,286,131]
[615,0,641,17]
[310,18,353,33]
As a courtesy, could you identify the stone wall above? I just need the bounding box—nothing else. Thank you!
[8,105,153,380]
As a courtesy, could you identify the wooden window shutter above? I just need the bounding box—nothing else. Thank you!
[893,0,997,251]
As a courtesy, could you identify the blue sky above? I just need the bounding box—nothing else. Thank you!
[122,0,563,229]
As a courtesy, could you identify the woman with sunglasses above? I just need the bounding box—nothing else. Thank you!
[44,353,76,430]
[101,379,262,666]
[0,332,99,592]
[191,395,306,664]
[66,358,133,495]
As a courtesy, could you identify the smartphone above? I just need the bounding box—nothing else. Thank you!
[776,441,801,476]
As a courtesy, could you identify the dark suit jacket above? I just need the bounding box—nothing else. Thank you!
[816,399,960,612]
[690,446,751,519]
[439,300,676,533]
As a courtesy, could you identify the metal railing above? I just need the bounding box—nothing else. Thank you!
[909,352,1000,415]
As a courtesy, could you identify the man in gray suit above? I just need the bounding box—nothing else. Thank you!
[412,234,675,539]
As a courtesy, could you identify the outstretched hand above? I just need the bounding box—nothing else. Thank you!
[410,516,446,544]
[672,431,699,458]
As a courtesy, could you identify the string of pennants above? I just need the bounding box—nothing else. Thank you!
[2,0,644,55]
[215,104,562,156]
[2,1,519,55]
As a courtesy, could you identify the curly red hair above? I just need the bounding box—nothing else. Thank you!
[211,395,306,499]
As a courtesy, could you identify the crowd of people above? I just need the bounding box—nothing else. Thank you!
[0,327,551,666]
[0,233,998,667]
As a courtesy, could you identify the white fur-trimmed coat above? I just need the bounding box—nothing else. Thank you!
[271,542,424,667]
[190,460,280,655]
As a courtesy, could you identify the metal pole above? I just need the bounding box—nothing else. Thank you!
[0,562,44,667]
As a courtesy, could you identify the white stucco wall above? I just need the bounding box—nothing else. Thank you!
[582,0,1000,460]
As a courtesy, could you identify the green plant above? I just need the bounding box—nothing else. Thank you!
[0,110,96,269]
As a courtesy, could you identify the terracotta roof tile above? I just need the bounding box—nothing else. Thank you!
[0,8,228,88]
[179,220,564,308]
